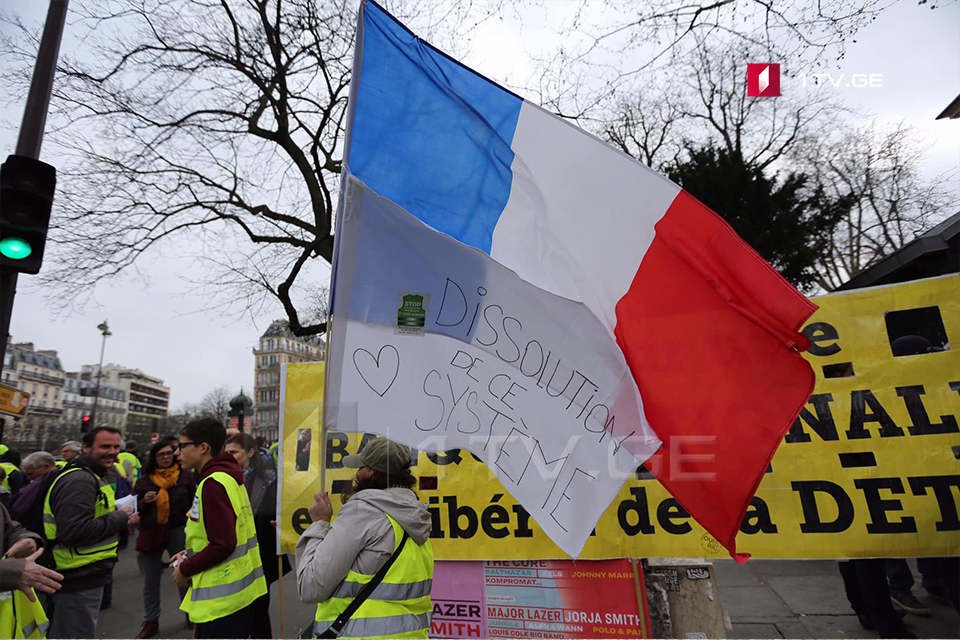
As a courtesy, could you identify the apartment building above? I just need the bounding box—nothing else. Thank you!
[1,342,67,452]
[61,375,126,431]
[82,363,170,448]
[251,320,324,441]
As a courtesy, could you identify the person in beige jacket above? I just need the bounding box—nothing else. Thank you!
[295,439,433,618]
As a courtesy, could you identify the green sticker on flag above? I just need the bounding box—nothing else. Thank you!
[397,292,429,336]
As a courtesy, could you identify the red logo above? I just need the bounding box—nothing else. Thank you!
[747,64,780,97]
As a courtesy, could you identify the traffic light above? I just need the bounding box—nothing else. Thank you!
[81,415,92,432]
[0,155,57,275]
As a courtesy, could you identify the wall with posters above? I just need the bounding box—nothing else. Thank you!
[430,560,647,639]
[278,275,960,559]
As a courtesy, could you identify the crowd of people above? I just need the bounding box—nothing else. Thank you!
[4,420,953,640]
[0,423,434,639]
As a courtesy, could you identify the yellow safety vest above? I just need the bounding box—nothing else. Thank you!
[269,442,279,468]
[118,452,142,482]
[54,460,66,469]
[42,467,119,571]
[314,514,434,639]
[180,471,267,624]
[0,586,50,639]
[0,462,18,491]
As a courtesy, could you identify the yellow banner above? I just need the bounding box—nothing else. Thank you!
[279,275,960,558]
[277,362,325,554]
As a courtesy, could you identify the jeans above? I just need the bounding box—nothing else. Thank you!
[838,559,905,638]
[887,557,959,592]
[136,526,188,622]
[48,586,105,639]
[251,591,273,638]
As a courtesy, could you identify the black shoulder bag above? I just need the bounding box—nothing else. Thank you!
[316,531,411,639]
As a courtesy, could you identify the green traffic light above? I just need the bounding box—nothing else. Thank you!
[0,237,33,260]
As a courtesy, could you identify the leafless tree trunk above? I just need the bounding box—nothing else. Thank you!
[1,0,357,335]
[797,122,955,291]
[0,0,487,335]
[199,385,233,426]
[514,0,889,120]
[600,37,848,172]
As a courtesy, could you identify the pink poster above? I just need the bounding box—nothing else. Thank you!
[431,561,487,638]
[431,560,647,639]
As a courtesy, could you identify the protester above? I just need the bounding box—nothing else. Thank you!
[887,558,960,613]
[170,418,267,638]
[225,433,291,638]
[11,452,58,533]
[267,441,279,469]
[133,440,197,639]
[0,448,26,502]
[296,437,434,639]
[59,441,82,467]
[100,449,134,612]
[119,441,143,483]
[43,426,139,639]
[1,502,62,639]
[0,467,10,509]
[883,336,960,615]
[254,436,273,467]
[22,452,56,482]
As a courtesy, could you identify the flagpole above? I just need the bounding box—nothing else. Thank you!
[278,555,285,638]
[320,318,331,494]
[630,558,650,639]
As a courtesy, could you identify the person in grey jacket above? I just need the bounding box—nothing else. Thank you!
[296,437,433,636]
[46,426,139,639]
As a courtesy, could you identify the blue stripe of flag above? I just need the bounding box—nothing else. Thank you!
[347,0,523,255]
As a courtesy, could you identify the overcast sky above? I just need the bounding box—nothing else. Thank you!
[1,0,957,409]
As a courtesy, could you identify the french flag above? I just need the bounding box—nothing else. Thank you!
[343,0,817,560]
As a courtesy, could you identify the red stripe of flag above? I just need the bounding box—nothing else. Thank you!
[615,190,817,561]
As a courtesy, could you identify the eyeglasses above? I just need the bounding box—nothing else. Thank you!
[178,441,201,449]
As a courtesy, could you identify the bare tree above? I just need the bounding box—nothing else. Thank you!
[174,401,201,418]
[511,0,892,120]
[603,84,684,168]
[797,122,955,291]
[1,0,486,335]
[0,1,382,336]
[600,37,850,172]
[199,385,233,426]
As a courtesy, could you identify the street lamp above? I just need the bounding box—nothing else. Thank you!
[90,320,111,425]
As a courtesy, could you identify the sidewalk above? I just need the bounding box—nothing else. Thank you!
[714,559,960,639]
[95,539,959,639]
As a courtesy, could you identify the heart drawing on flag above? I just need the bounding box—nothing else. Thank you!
[352,345,400,397]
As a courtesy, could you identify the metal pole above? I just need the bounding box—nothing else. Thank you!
[0,275,16,363]
[91,327,107,423]
[0,0,70,365]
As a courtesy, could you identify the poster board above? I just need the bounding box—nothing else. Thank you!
[431,560,648,638]
[279,275,960,558]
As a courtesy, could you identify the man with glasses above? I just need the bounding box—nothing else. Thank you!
[169,418,266,638]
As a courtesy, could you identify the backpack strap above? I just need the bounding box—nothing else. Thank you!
[316,531,411,639]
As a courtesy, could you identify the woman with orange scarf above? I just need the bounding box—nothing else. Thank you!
[133,439,197,639]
